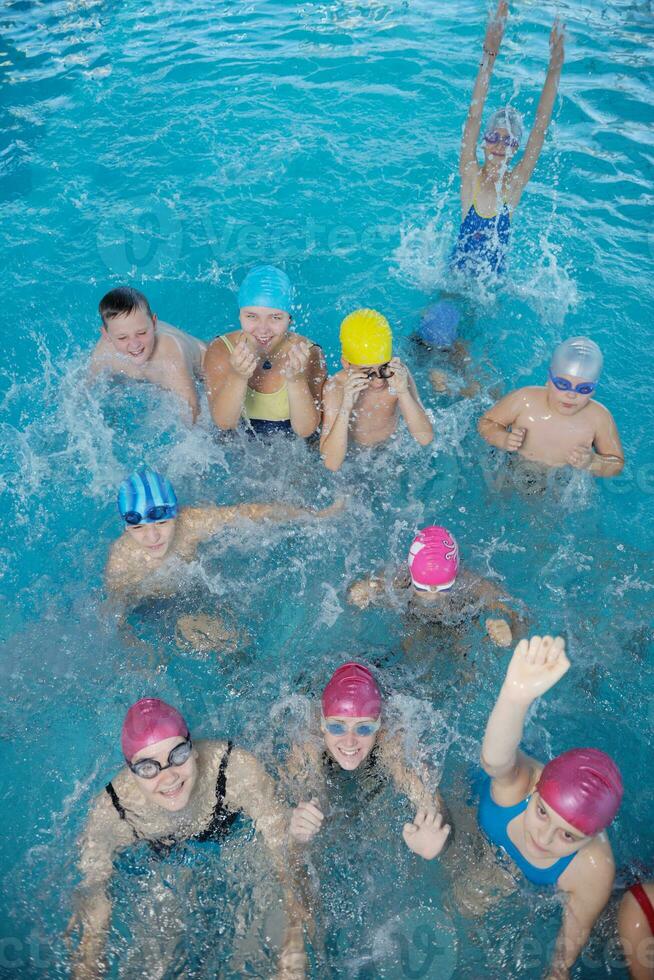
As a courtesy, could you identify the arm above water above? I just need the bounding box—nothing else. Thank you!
[469,573,529,645]
[285,341,326,438]
[154,337,201,423]
[567,405,624,478]
[477,388,527,451]
[203,333,255,430]
[181,496,344,546]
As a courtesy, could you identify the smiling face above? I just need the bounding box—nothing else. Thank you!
[547,374,594,416]
[322,716,379,771]
[125,518,177,559]
[482,128,518,166]
[522,792,591,861]
[103,309,157,365]
[129,735,198,812]
[239,305,290,352]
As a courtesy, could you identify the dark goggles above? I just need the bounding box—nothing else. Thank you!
[364,362,394,380]
[548,370,597,396]
[127,736,193,779]
[123,504,177,525]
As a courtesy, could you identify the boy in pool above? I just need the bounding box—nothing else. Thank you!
[105,467,343,647]
[288,663,450,859]
[320,309,433,472]
[453,0,564,278]
[68,698,308,979]
[90,287,206,422]
[347,525,527,649]
[204,265,325,437]
[478,337,624,477]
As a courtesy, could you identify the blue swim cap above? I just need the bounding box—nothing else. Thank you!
[237,265,294,314]
[117,467,178,524]
[419,301,460,348]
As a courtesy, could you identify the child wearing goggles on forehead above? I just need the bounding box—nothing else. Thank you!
[320,309,433,472]
[478,337,624,478]
[287,663,451,861]
[454,1,564,277]
[347,525,527,651]
[105,467,344,647]
[68,698,310,979]
[89,287,207,423]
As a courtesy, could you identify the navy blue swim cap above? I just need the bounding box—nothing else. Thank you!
[419,301,460,348]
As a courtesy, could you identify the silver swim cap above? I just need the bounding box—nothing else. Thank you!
[550,337,603,382]
[486,107,524,145]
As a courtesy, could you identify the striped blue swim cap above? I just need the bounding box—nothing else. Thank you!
[117,467,178,524]
[237,265,294,314]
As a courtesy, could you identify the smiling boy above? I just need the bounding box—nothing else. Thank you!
[90,287,207,422]
[477,337,624,477]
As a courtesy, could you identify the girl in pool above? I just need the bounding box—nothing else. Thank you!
[288,663,451,859]
[454,0,564,277]
[479,635,622,979]
[68,698,307,979]
[618,879,654,980]
[204,265,326,437]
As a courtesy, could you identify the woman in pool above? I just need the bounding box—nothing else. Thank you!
[480,635,623,978]
[618,880,654,979]
[288,663,450,859]
[454,0,564,277]
[204,265,326,437]
[68,698,307,979]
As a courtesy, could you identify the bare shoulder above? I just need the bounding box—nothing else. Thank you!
[324,370,345,393]
[588,399,616,426]
[204,332,236,371]
[560,834,615,892]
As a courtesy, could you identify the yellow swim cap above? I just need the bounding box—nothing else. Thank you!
[340,308,393,366]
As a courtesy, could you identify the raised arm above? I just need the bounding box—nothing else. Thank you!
[392,362,434,446]
[204,334,257,430]
[320,374,368,472]
[285,342,326,438]
[508,22,564,205]
[181,497,344,546]
[460,1,509,189]
[481,635,570,799]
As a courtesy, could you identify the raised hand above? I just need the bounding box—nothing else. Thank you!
[504,426,526,452]
[567,444,593,470]
[388,358,409,396]
[340,370,369,413]
[549,20,565,71]
[502,635,570,705]
[284,341,311,381]
[229,333,258,379]
[402,809,451,860]
[483,0,509,57]
[289,799,324,843]
[486,618,513,647]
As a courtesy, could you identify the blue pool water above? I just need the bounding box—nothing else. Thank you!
[1,0,653,976]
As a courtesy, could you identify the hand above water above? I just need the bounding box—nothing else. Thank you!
[290,799,324,843]
[502,635,570,706]
[284,341,311,381]
[504,426,526,452]
[549,20,565,72]
[340,370,369,414]
[567,444,593,470]
[229,333,258,379]
[402,809,451,860]
[483,0,508,57]
[486,617,513,647]
[388,358,409,396]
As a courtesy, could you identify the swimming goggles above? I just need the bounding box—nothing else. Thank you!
[363,363,394,380]
[484,131,519,149]
[127,736,193,779]
[548,370,597,396]
[411,580,454,593]
[123,504,177,525]
[321,718,381,737]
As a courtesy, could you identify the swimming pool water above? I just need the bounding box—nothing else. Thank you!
[1,0,653,976]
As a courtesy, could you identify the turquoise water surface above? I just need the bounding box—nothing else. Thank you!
[1,0,653,976]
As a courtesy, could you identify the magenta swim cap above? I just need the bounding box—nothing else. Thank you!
[537,748,623,836]
[321,663,382,719]
[407,526,460,591]
[121,698,189,762]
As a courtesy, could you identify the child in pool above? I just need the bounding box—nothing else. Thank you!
[68,698,307,979]
[454,0,564,277]
[320,309,433,472]
[479,635,622,978]
[105,467,342,646]
[204,265,326,438]
[347,525,527,649]
[618,880,654,980]
[478,337,624,478]
[90,287,206,422]
[288,663,450,860]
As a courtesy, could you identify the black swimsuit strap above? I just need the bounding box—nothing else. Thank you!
[105,782,140,840]
[215,740,233,808]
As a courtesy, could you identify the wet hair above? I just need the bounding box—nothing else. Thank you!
[99,287,153,327]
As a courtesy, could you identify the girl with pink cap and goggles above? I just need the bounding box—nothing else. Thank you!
[70,698,308,977]
[479,635,623,977]
[407,525,460,592]
[288,663,451,861]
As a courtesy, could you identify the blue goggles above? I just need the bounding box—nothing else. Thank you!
[321,717,381,737]
[548,369,597,396]
[484,130,519,149]
[123,504,177,525]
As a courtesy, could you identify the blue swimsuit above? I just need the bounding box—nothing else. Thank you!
[452,182,511,276]
[478,775,577,886]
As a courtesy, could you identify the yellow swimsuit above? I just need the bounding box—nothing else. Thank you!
[220,334,290,422]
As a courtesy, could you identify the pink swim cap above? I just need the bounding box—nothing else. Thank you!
[321,663,382,719]
[537,748,623,836]
[121,698,189,762]
[407,526,460,591]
